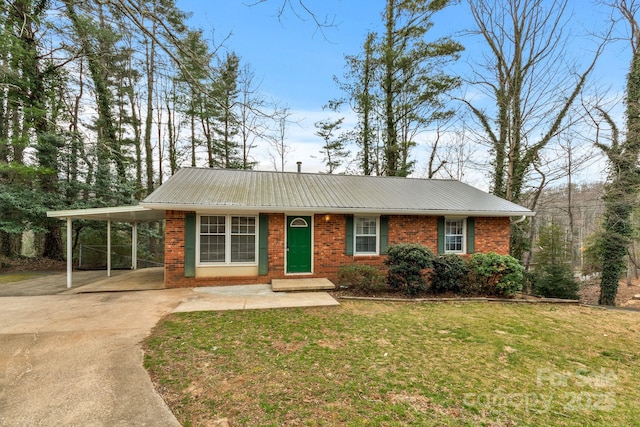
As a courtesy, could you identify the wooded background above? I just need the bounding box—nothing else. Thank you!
[1,0,639,304]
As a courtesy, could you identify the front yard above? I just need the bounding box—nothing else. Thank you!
[144,301,639,426]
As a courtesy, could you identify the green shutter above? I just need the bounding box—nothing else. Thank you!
[380,216,389,255]
[437,216,445,254]
[466,217,475,254]
[346,215,354,255]
[184,213,196,277]
[258,214,269,275]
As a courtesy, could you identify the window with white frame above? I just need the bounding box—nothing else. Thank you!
[200,215,226,262]
[445,218,465,253]
[199,215,256,264]
[355,216,378,254]
[230,216,256,262]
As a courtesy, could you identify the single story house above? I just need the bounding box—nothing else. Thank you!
[137,167,534,288]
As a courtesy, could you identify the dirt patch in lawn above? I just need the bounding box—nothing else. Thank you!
[579,278,640,308]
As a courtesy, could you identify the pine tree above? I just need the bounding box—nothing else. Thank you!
[212,52,242,168]
[314,118,350,174]
[332,0,461,177]
[532,223,578,299]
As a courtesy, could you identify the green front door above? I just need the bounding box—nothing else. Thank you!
[286,216,312,273]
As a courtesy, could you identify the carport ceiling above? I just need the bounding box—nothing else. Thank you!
[47,205,165,222]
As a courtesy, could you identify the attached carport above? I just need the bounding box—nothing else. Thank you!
[46,205,165,288]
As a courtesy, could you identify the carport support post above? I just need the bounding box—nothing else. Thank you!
[107,220,112,277]
[67,217,72,288]
[131,222,137,270]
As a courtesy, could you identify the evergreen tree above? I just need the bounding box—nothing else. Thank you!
[532,223,578,299]
[332,0,461,177]
[212,52,242,168]
[0,0,69,259]
[314,118,350,174]
[332,32,380,175]
[173,29,212,167]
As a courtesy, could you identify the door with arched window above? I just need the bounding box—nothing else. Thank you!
[286,216,312,273]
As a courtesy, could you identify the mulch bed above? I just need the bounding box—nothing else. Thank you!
[334,279,640,308]
[331,289,580,305]
[0,257,67,273]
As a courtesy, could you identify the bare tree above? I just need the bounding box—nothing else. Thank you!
[462,0,606,259]
[248,0,337,37]
[238,64,273,170]
[589,0,640,305]
[463,0,605,203]
[436,128,476,181]
[268,107,294,172]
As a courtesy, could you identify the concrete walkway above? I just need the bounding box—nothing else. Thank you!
[0,272,339,426]
[176,284,339,312]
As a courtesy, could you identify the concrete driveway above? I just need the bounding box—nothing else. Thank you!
[0,272,339,426]
[0,289,190,426]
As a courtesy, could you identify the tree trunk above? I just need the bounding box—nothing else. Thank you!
[144,14,157,195]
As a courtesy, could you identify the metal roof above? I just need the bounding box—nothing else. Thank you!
[141,168,534,217]
[47,205,166,222]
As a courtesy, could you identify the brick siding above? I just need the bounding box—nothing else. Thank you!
[163,211,512,288]
[474,217,511,255]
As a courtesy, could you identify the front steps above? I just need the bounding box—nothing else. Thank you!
[271,278,335,292]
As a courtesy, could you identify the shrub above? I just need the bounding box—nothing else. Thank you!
[532,263,579,299]
[430,254,468,294]
[468,252,524,297]
[336,264,387,295]
[384,243,434,296]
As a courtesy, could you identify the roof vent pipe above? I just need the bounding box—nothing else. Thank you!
[296,161,302,173]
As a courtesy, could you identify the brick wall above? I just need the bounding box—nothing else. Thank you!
[164,210,189,288]
[312,214,386,280]
[267,213,285,275]
[474,216,511,255]
[164,210,272,288]
[388,215,439,248]
[163,210,512,288]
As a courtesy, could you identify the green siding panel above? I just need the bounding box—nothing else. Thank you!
[259,214,269,275]
[346,215,354,255]
[437,216,445,254]
[380,216,389,254]
[184,213,196,277]
[467,217,475,254]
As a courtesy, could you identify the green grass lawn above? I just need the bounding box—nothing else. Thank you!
[143,302,639,426]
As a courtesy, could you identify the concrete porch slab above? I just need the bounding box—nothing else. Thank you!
[62,267,165,294]
[173,285,339,312]
[271,278,335,292]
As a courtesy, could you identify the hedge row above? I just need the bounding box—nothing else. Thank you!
[337,244,524,297]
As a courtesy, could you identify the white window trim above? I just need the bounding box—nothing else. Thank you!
[197,214,258,266]
[354,215,380,256]
[444,217,467,254]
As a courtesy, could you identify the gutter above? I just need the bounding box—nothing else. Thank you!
[140,202,535,218]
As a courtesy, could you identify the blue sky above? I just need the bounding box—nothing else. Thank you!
[179,1,384,109]
[177,1,629,185]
